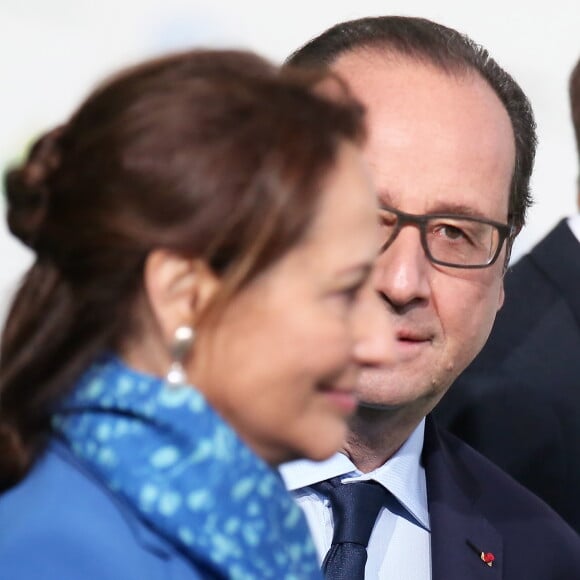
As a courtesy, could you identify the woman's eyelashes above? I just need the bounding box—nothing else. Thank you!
[337,279,367,306]
[331,264,374,309]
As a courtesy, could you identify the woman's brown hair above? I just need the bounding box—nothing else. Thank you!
[0,49,365,488]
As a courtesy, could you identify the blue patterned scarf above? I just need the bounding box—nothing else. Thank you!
[52,355,321,579]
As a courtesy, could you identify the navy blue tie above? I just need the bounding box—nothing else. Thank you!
[314,477,389,580]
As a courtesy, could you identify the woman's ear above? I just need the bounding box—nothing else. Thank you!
[144,250,221,342]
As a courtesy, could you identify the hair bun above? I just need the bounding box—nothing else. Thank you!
[4,126,64,249]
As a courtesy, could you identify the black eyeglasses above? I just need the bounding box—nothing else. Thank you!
[378,205,515,269]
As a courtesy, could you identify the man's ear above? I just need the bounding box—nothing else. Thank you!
[497,282,505,311]
[143,250,221,342]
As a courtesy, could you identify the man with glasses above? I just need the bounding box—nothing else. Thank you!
[281,16,580,579]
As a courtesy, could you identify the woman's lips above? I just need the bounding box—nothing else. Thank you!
[320,384,358,414]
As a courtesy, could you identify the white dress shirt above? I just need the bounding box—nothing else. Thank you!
[280,420,431,579]
[567,213,580,243]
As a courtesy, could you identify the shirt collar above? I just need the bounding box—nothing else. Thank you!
[279,419,429,530]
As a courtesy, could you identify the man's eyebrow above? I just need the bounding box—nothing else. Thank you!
[377,192,493,220]
[421,203,487,218]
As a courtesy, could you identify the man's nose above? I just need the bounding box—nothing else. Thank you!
[374,225,431,309]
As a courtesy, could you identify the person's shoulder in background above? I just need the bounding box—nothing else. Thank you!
[0,440,202,580]
[473,219,580,369]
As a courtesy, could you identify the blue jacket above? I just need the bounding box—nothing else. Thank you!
[0,441,207,579]
[0,355,321,579]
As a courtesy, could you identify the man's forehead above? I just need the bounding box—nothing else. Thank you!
[332,49,482,103]
[330,49,515,223]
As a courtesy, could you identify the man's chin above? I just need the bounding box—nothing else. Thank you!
[355,370,419,409]
[357,398,404,411]
[355,381,444,415]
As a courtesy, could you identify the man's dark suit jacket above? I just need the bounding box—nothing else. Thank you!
[425,415,580,578]
[435,219,580,533]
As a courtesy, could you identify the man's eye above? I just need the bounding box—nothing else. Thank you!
[439,224,466,240]
[431,222,471,242]
[378,212,397,227]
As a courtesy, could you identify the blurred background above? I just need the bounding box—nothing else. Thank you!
[1,0,579,323]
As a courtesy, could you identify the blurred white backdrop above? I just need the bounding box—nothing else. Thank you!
[1,0,579,323]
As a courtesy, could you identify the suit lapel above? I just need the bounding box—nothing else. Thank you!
[423,417,503,580]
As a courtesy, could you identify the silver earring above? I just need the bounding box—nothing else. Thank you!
[166,325,195,387]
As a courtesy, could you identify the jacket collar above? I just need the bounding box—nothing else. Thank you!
[423,416,503,580]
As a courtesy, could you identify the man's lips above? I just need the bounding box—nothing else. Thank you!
[394,328,434,361]
[396,329,433,342]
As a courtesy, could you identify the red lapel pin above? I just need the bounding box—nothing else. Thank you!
[480,552,495,567]
[467,540,496,569]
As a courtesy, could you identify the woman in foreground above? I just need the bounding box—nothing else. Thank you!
[0,49,390,578]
